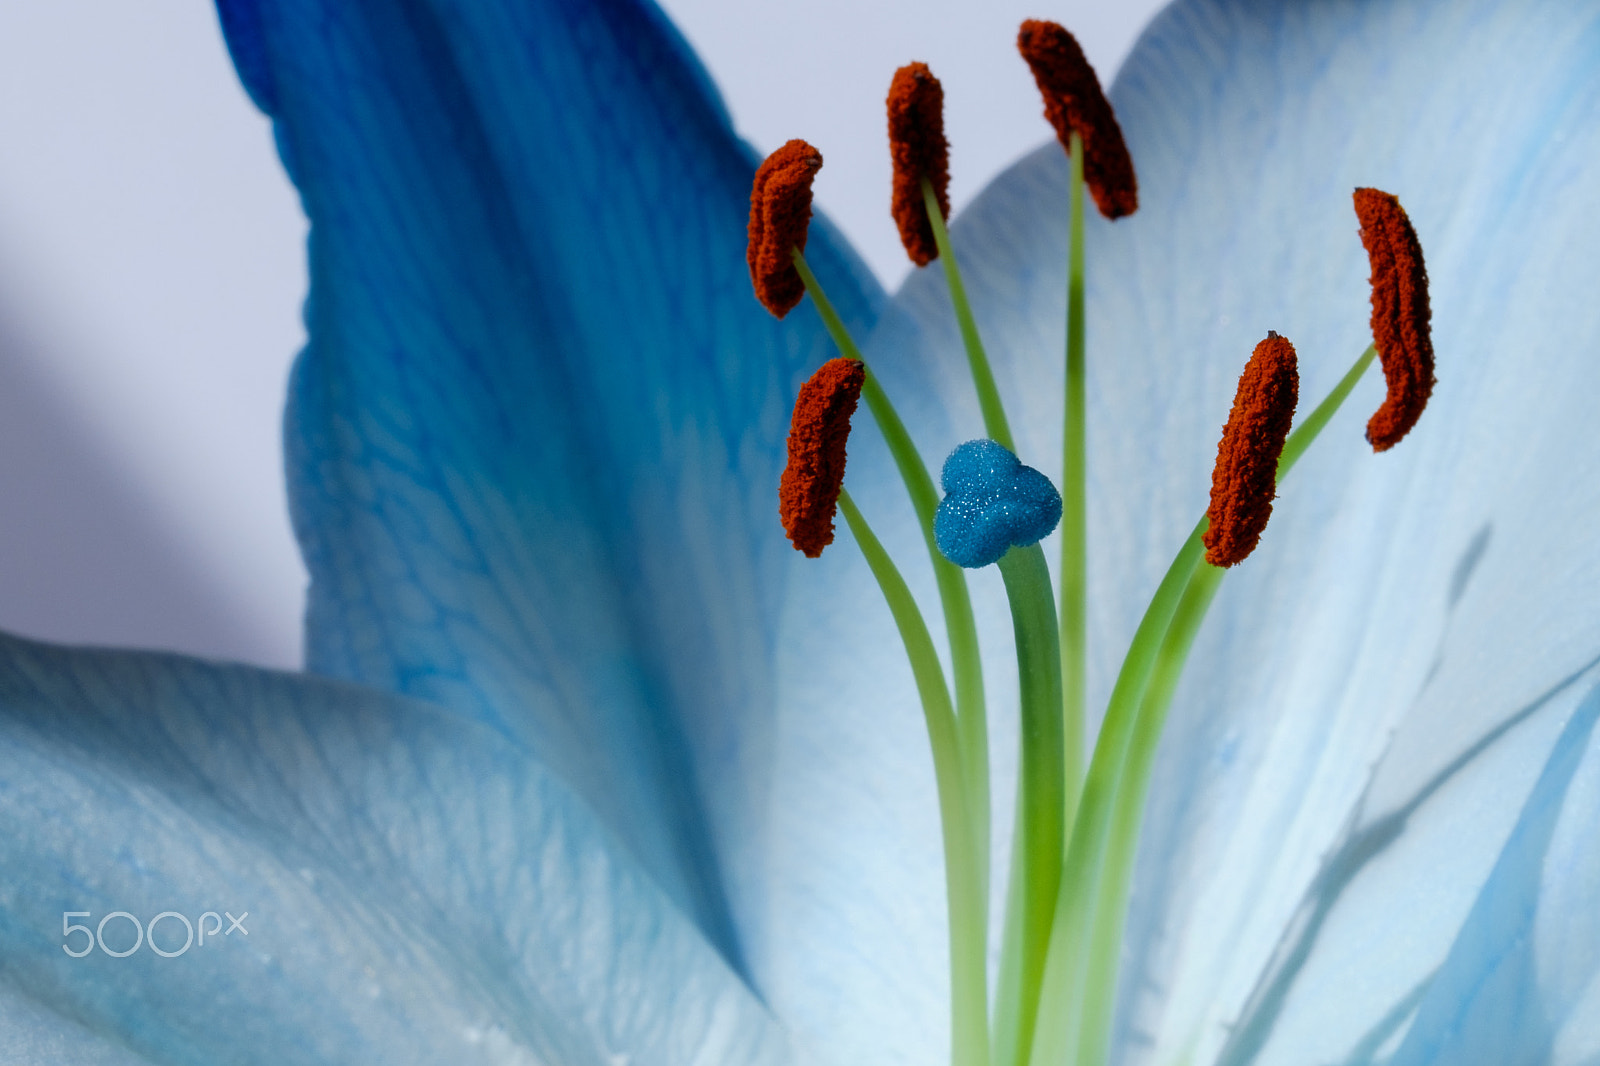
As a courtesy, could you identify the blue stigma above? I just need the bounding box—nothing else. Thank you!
[934,439,1063,569]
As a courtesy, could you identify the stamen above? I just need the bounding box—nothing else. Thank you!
[780,357,866,556]
[1204,332,1299,568]
[1354,187,1434,451]
[1016,20,1137,219]
[748,139,824,317]
[888,62,950,266]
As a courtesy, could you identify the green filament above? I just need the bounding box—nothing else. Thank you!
[838,489,989,1066]
[1280,345,1377,476]
[1073,563,1223,1066]
[922,178,1014,453]
[1060,129,1089,823]
[793,250,991,1062]
[1030,519,1208,1066]
[792,198,1382,1066]
[793,245,992,900]
[1051,342,1379,1066]
[921,178,1037,910]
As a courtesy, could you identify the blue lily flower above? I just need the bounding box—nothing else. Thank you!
[3,0,1599,1063]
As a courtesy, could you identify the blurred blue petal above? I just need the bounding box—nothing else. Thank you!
[856,0,1600,1062]
[0,633,787,1065]
[213,0,882,955]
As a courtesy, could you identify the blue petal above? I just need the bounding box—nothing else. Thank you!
[215,0,882,951]
[1386,681,1600,1065]
[852,0,1600,1061]
[0,634,788,1064]
[206,0,1600,1061]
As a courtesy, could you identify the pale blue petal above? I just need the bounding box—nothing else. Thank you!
[850,0,1600,1063]
[214,0,882,954]
[1385,680,1600,1066]
[0,634,788,1065]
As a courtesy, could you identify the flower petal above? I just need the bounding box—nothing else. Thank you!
[842,0,1600,1061]
[0,981,151,1066]
[1385,680,1600,1066]
[0,633,788,1064]
[215,0,882,947]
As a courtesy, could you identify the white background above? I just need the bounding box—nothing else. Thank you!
[0,0,1167,669]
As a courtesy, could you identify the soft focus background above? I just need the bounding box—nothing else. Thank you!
[0,0,1165,669]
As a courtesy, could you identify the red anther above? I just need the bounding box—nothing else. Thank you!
[1204,332,1300,568]
[748,140,823,318]
[1017,20,1138,220]
[888,62,950,267]
[1354,188,1434,452]
[780,358,866,557]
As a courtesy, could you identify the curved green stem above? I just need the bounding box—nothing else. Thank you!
[1059,342,1379,1066]
[1030,519,1208,1066]
[794,247,991,930]
[1073,563,1223,1066]
[994,543,1064,1066]
[1280,345,1377,476]
[790,250,868,363]
[921,182,1006,913]
[839,490,988,1066]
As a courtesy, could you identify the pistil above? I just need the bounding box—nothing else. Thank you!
[934,438,1064,1066]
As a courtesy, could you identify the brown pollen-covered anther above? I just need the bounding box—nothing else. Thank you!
[780,357,867,557]
[1017,19,1137,220]
[748,139,824,318]
[887,61,950,267]
[1204,332,1300,568]
[1354,187,1434,452]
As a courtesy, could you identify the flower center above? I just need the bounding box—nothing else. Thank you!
[747,22,1434,1066]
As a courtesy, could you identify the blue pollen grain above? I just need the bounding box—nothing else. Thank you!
[935,439,1062,569]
